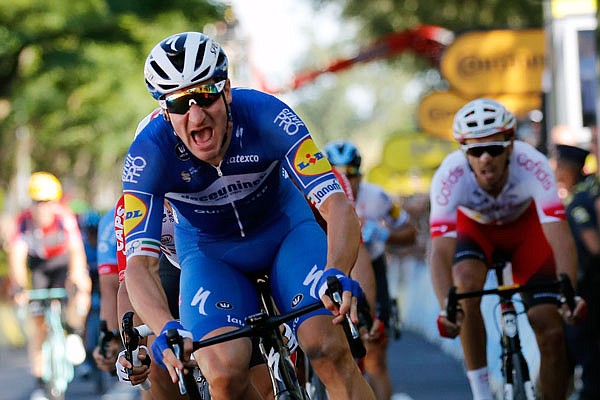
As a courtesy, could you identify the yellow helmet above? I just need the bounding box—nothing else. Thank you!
[28,172,63,201]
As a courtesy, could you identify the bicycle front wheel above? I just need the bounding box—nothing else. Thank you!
[504,353,536,400]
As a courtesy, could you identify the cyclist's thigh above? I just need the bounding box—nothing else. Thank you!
[269,219,331,332]
[453,221,490,288]
[178,253,259,341]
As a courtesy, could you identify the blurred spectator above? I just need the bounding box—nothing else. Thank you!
[551,144,600,400]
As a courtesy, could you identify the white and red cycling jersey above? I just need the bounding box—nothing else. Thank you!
[115,195,179,282]
[430,140,565,238]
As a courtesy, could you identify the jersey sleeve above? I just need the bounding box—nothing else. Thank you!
[515,146,565,223]
[121,133,167,262]
[114,195,127,282]
[429,157,466,238]
[97,207,118,276]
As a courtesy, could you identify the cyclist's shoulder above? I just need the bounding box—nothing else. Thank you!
[510,140,552,170]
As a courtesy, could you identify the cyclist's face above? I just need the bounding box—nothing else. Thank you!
[464,133,512,196]
[31,200,57,227]
[166,80,232,166]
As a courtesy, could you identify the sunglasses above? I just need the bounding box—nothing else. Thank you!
[160,80,226,115]
[461,141,511,157]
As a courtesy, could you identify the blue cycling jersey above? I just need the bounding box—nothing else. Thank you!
[97,207,117,274]
[122,88,343,259]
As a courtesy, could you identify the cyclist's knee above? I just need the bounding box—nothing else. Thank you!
[149,365,185,399]
[208,368,253,398]
[535,324,566,354]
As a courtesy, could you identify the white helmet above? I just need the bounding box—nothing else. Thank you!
[452,98,516,143]
[144,32,228,100]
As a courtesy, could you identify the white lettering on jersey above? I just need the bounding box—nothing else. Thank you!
[191,287,211,316]
[123,155,147,183]
[273,108,305,136]
[167,162,277,206]
[303,265,322,299]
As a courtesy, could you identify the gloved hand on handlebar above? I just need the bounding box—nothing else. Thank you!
[151,320,193,369]
[561,295,587,324]
[115,345,151,386]
[436,310,462,339]
[361,220,389,245]
[318,268,364,325]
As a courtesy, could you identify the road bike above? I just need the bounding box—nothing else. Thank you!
[445,257,577,400]
[164,274,364,400]
[26,288,74,400]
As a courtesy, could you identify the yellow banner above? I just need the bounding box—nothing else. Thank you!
[552,0,597,17]
[382,133,457,171]
[440,29,545,95]
[418,90,543,140]
[367,164,436,196]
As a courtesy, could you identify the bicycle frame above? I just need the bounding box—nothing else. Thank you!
[27,288,73,400]
[446,265,576,400]
[190,287,323,400]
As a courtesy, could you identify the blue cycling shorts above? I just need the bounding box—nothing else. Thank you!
[178,201,331,341]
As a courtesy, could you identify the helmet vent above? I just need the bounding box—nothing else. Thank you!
[170,53,186,73]
[467,122,478,127]
[195,42,207,70]
[192,67,211,83]
[484,118,495,125]
[150,60,169,80]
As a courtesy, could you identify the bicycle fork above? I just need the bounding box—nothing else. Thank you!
[253,315,306,400]
[499,300,536,400]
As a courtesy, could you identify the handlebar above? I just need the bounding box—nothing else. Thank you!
[325,276,367,359]
[445,274,577,324]
[120,311,151,391]
[192,300,324,351]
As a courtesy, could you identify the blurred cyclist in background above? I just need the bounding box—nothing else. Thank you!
[325,140,417,400]
[8,171,91,399]
[77,209,103,378]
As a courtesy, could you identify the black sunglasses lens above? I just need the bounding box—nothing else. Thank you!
[467,145,505,157]
[167,92,221,114]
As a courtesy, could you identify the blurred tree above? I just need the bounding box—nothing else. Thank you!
[0,0,224,210]
[315,0,543,41]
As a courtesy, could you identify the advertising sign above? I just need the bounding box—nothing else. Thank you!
[440,29,545,95]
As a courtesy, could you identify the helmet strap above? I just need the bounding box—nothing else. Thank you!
[220,92,232,151]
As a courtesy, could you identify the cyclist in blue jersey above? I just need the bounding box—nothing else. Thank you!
[122,32,375,400]
[92,207,122,373]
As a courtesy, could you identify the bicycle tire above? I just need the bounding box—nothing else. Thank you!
[389,297,402,340]
[504,353,535,400]
[44,300,72,400]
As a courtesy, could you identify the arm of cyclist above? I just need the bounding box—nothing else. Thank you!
[114,280,154,386]
[124,255,192,383]
[7,238,29,305]
[317,192,363,324]
[93,272,121,372]
[429,235,462,338]
[542,220,586,323]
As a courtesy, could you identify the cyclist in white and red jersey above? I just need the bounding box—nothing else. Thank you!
[8,172,91,398]
[429,98,587,400]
